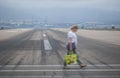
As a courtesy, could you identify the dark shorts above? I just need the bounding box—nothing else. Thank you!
[66,43,76,50]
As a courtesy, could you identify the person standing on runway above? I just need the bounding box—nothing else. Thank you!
[64,25,86,69]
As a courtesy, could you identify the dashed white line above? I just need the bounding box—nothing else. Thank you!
[44,39,52,50]
[43,33,47,37]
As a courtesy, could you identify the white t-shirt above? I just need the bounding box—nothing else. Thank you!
[67,30,77,46]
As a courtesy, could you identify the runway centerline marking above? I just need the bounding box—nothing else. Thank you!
[43,33,47,37]
[44,39,52,50]
[43,33,52,50]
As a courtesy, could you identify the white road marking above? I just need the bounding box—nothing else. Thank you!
[6,31,18,32]
[44,39,52,50]
[43,33,47,37]
[0,76,120,78]
[0,64,120,67]
[0,69,120,72]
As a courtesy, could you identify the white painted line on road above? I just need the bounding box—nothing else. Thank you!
[0,64,120,67]
[43,33,46,37]
[6,30,21,32]
[0,69,120,72]
[44,39,52,50]
[0,76,120,78]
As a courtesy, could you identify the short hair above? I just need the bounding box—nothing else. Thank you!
[70,25,79,29]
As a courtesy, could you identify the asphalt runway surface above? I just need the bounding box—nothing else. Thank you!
[0,29,120,78]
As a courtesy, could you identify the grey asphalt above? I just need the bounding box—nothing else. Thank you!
[0,29,120,78]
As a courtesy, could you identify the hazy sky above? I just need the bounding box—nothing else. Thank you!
[0,0,120,24]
